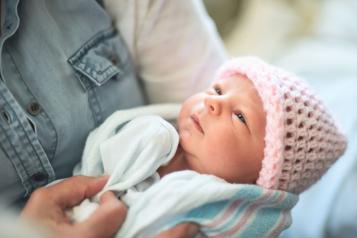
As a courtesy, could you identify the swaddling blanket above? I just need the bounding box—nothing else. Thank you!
[71,104,298,237]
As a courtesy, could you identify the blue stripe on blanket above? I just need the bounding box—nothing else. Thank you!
[237,193,287,237]
[166,185,298,238]
[204,189,275,236]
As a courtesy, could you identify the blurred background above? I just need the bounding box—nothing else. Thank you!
[203,0,357,238]
[205,0,319,60]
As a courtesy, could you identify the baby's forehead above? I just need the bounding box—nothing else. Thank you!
[214,75,261,97]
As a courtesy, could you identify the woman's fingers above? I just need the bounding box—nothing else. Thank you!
[46,176,108,208]
[21,176,108,220]
[22,177,125,238]
[78,191,127,238]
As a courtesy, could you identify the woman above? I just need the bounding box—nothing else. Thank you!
[0,0,227,237]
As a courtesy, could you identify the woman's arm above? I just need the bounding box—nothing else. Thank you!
[105,0,228,103]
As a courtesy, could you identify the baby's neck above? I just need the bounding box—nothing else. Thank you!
[157,144,189,178]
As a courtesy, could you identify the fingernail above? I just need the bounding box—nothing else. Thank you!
[187,224,199,236]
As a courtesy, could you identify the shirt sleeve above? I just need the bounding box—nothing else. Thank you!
[104,0,228,103]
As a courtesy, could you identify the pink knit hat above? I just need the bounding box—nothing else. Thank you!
[216,57,347,194]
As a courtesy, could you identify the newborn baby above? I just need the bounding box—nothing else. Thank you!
[71,57,347,237]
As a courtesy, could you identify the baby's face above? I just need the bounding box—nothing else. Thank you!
[177,75,266,184]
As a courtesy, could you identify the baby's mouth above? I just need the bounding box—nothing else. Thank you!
[190,114,204,134]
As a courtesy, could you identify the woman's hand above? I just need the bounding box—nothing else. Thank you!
[21,176,127,238]
[21,175,200,238]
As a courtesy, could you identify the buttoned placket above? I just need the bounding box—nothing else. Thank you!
[0,0,55,197]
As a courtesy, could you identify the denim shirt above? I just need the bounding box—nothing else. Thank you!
[0,0,146,206]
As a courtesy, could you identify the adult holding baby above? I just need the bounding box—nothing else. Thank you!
[0,0,226,237]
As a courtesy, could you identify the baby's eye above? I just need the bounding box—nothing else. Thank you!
[214,86,222,95]
[234,112,246,124]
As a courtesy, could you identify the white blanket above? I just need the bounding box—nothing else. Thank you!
[71,104,297,237]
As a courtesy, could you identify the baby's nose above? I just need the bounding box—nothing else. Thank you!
[204,97,222,115]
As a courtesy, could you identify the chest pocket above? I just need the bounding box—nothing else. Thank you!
[68,29,123,90]
[68,28,146,125]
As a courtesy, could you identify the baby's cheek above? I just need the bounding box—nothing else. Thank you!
[200,145,224,160]
[179,131,191,151]
[179,129,191,141]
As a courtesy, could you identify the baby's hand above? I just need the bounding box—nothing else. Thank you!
[155,222,200,238]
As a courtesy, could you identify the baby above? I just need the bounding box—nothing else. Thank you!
[72,57,347,237]
[160,56,346,193]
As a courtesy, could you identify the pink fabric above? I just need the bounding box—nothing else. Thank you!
[216,57,347,194]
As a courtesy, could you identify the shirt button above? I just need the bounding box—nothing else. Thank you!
[5,24,12,31]
[27,102,41,116]
[111,58,118,65]
[31,172,48,183]
[0,109,12,124]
